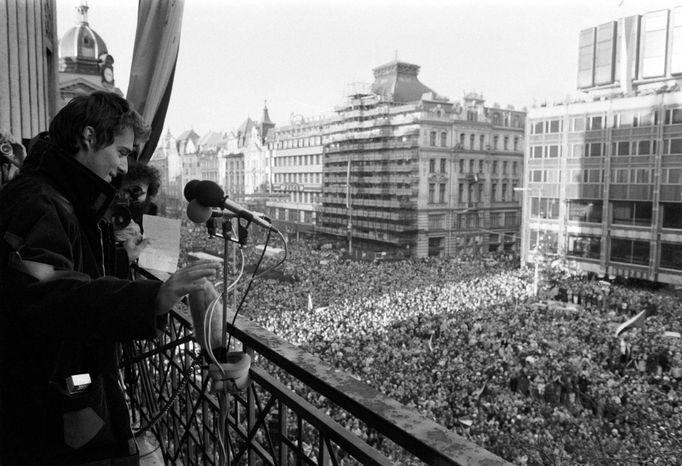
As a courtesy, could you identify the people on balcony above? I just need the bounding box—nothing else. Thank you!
[0,91,219,465]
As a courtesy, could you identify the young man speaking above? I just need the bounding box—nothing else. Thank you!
[0,92,219,465]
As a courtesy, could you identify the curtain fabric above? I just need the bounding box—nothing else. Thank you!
[126,0,185,164]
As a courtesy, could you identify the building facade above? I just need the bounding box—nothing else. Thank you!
[267,115,327,239]
[1,0,59,143]
[523,5,682,285]
[317,60,525,258]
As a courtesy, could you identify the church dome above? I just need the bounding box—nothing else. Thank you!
[59,3,107,59]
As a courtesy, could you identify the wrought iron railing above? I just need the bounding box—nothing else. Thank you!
[121,305,510,465]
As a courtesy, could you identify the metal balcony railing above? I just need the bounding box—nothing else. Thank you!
[120,302,509,465]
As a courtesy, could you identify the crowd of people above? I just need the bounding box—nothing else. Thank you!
[179,224,682,465]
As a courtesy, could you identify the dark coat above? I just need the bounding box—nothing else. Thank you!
[0,135,163,465]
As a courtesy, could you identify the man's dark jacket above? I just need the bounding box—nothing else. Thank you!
[0,135,163,465]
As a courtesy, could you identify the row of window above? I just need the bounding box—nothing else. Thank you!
[532,108,682,136]
[428,212,519,230]
[274,173,322,184]
[427,181,519,204]
[275,136,323,150]
[427,131,521,152]
[428,158,519,175]
[530,200,682,229]
[557,234,682,271]
[274,154,322,167]
[564,167,682,185]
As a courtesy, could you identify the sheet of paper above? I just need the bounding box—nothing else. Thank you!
[138,215,181,275]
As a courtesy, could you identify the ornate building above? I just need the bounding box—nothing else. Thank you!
[522,5,682,285]
[58,2,122,108]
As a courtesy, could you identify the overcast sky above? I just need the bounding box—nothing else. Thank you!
[57,0,679,136]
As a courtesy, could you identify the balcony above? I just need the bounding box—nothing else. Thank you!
[121,304,507,465]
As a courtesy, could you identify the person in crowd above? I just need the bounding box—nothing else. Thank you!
[0,91,220,465]
[0,128,26,189]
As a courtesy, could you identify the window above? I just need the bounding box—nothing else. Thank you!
[458,183,464,202]
[640,9,669,78]
[513,162,518,175]
[513,137,519,151]
[480,135,485,150]
[532,121,544,134]
[663,168,682,184]
[478,160,484,173]
[633,168,651,184]
[634,111,657,127]
[460,133,466,146]
[665,108,682,124]
[531,146,543,158]
[531,197,560,219]
[459,159,465,172]
[470,134,475,149]
[441,132,447,147]
[502,161,508,174]
[469,160,475,172]
[636,140,656,155]
[429,159,436,173]
[492,161,498,174]
[610,238,650,265]
[586,142,603,157]
[440,158,446,173]
[612,201,653,226]
[430,131,437,146]
[428,183,435,203]
[438,183,446,203]
[571,117,586,131]
[428,237,444,257]
[491,183,497,202]
[569,143,584,158]
[530,229,558,254]
[493,135,499,150]
[613,141,630,156]
[567,234,601,259]
[568,200,603,222]
[548,120,562,133]
[547,145,560,158]
[661,243,682,270]
[501,183,507,201]
[662,203,682,229]
[667,138,682,154]
[587,115,603,130]
[595,21,616,85]
[672,7,682,74]
[578,28,596,88]
[612,168,629,183]
[429,214,445,230]
[503,136,509,150]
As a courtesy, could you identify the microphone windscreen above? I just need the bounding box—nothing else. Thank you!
[183,179,201,201]
[194,180,225,208]
[187,199,214,223]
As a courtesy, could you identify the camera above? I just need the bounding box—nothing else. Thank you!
[109,185,145,231]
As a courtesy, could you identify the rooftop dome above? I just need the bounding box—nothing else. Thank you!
[59,3,107,59]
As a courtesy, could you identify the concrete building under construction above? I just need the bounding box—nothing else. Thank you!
[316,60,525,258]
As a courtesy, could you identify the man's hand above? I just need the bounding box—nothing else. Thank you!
[116,221,149,263]
[154,259,221,315]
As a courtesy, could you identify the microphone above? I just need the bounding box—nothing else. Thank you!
[186,199,225,223]
[190,180,273,229]
[184,179,201,201]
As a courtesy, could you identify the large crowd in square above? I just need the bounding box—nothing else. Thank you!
[180,224,682,465]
